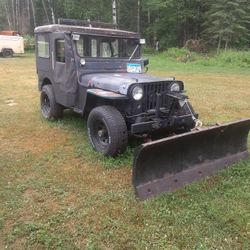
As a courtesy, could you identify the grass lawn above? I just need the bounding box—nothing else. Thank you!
[0,52,250,249]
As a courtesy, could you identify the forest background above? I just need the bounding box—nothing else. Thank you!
[0,0,250,52]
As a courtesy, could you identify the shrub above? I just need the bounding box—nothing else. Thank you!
[193,50,250,68]
[163,48,201,63]
[159,48,250,67]
[184,39,207,53]
[23,34,35,50]
[163,47,190,59]
[215,50,250,67]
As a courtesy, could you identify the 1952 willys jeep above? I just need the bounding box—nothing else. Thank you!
[35,19,198,157]
[35,20,250,200]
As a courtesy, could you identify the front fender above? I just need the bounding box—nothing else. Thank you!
[87,89,129,100]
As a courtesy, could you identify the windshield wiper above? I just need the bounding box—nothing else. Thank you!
[129,44,139,61]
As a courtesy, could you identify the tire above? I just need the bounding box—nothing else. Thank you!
[40,85,63,120]
[2,49,13,58]
[87,106,128,157]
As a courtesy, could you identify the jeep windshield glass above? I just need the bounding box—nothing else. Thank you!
[75,35,140,59]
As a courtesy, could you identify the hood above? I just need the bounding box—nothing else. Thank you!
[81,73,175,95]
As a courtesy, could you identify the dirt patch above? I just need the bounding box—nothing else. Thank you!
[23,188,43,202]
[56,156,131,199]
[0,129,69,157]
[20,129,68,155]
[9,238,28,250]
[21,187,62,223]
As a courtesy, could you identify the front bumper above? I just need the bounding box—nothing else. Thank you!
[131,114,195,134]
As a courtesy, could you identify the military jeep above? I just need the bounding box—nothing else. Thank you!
[35,19,198,157]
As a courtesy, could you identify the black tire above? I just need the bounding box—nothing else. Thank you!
[87,106,128,157]
[2,49,13,58]
[40,85,63,120]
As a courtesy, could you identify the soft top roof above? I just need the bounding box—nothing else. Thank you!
[34,24,140,39]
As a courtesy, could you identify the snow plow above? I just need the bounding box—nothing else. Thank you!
[133,118,250,200]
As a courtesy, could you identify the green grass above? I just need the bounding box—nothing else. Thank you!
[146,49,250,74]
[0,53,250,249]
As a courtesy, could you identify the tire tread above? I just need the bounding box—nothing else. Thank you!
[41,85,63,120]
[87,106,128,156]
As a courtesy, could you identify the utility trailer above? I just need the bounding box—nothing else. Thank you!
[35,19,250,200]
[0,35,24,57]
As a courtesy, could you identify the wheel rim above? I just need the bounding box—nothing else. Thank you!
[4,51,11,57]
[41,92,51,116]
[93,120,109,146]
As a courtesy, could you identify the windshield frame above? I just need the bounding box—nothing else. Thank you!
[73,34,141,60]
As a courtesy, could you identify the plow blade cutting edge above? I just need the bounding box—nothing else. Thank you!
[133,119,250,200]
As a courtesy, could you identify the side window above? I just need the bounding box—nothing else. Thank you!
[55,39,65,63]
[37,35,49,58]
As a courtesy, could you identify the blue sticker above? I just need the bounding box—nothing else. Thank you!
[127,63,142,73]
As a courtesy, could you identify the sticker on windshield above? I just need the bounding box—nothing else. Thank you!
[127,63,142,73]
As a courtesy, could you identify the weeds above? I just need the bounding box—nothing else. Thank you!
[149,48,250,69]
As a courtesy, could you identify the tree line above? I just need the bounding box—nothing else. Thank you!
[0,0,249,51]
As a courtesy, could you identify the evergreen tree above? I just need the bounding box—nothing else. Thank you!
[0,0,249,50]
[143,0,206,48]
[203,0,250,52]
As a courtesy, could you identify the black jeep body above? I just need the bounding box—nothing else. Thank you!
[35,21,198,156]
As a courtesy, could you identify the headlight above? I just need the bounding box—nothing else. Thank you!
[132,86,143,100]
[170,82,181,92]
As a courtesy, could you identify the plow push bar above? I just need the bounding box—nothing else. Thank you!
[133,118,250,200]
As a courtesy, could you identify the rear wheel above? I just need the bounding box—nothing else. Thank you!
[87,106,128,156]
[40,85,63,120]
[2,49,13,58]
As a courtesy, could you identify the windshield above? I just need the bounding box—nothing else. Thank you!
[75,35,140,59]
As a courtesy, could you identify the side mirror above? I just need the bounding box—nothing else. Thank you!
[143,58,149,67]
[140,39,146,45]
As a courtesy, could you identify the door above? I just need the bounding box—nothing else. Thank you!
[52,33,77,107]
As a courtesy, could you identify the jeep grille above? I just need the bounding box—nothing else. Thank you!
[142,82,171,111]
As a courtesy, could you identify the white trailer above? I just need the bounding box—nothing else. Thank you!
[0,35,24,57]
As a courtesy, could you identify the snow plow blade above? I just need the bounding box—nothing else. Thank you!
[133,119,250,200]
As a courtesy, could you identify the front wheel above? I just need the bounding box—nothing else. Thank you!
[87,106,128,157]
